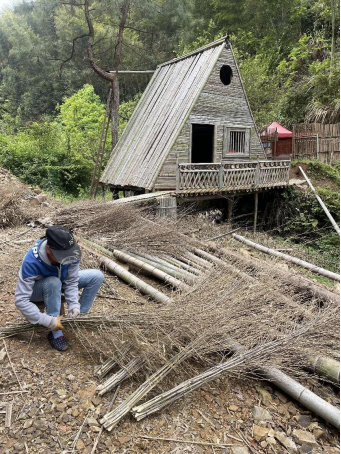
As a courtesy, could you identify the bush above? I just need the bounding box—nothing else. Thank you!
[0,85,110,197]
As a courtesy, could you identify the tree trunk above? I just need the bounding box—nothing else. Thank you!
[84,0,130,148]
[331,0,335,65]
[110,0,130,147]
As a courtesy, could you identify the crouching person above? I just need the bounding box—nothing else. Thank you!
[15,225,104,351]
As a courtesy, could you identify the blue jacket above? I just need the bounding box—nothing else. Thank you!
[15,239,80,327]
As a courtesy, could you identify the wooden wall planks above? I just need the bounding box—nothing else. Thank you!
[154,45,265,190]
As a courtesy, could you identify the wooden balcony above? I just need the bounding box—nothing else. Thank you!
[176,160,291,194]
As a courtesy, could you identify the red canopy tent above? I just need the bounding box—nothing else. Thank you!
[262,122,292,157]
[266,122,292,138]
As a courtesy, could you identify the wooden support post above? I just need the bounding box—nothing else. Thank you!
[110,188,119,200]
[292,125,296,159]
[253,192,258,233]
[101,186,106,202]
[176,155,180,191]
[227,198,233,222]
[157,196,177,219]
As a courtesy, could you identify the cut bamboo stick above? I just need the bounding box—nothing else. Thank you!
[309,355,340,384]
[299,166,340,235]
[130,252,197,284]
[96,358,116,379]
[232,234,340,282]
[81,239,173,303]
[97,357,145,396]
[96,343,132,379]
[100,256,173,304]
[84,240,190,292]
[162,255,201,276]
[100,340,201,430]
[132,338,340,429]
[91,385,121,454]
[137,435,234,449]
[206,241,339,304]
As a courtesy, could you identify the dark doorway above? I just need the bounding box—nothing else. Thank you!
[191,124,214,163]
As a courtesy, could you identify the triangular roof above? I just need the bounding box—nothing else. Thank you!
[101,37,227,190]
[267,122,292,138]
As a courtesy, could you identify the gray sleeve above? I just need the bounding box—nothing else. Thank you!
[15,270,52,327]
[63,263,80,311]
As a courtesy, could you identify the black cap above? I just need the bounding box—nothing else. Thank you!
[46,225,81,264]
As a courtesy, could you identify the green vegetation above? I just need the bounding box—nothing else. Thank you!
[264,161,340,275]
[299,160,340,185]
[0,0,339,198]
[0,85,106,196]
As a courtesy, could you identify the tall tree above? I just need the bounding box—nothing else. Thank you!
[83,0,130,147]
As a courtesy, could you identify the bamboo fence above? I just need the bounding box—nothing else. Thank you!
[293,123,340,163]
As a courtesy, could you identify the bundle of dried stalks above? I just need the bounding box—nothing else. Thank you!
[100,269,339,430]
[55,200,196,257]
[3,255,338,371]
[0,182,39,229]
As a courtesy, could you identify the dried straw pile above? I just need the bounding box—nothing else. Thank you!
[51,203,340,379]
[0,168,56,229]
[55,200,193,256]
[0,169,32,229]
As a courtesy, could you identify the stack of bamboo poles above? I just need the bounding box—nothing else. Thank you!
[3,211,340,432]
[75,236,340,431]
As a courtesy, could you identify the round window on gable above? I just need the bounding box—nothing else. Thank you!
[220,65,233,85]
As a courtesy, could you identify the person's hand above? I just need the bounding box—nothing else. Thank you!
[68,308,80,318]
[48,316,64,331]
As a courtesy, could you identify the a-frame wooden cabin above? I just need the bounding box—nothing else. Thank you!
[100,36,290,196]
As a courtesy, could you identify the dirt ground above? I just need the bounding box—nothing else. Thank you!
[0,223,340,454]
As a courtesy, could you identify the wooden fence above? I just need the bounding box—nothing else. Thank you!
[293,123,340,163]
[176,160,291,192]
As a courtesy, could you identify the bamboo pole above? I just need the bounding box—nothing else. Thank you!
[100,256,173,304]
[137,252,195,276]
[162,255,201,276]
[309,355,340,384]
[262,368,340,428]
[132,339,340,429]
[299,166,340,235]
[130,252,197,284]
[232,234,340,282]
[184,251,213,270]
[82,239,190,292]
[80,241,173,304]
[206,241,339,304]
[192,247,227,267]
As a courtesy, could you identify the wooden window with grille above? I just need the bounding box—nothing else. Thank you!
[223,127,251,157]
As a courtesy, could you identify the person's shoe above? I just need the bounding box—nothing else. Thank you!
[47,331,68,351]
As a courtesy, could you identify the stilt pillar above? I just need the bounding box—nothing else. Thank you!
[227,198,233,222]
[253,192,258,233]
[157,196,177,219]
[110,188,119,200]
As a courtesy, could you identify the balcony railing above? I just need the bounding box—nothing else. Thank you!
[176,160,291,192]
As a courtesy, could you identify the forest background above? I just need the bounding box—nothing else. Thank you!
[0,0,339,197]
